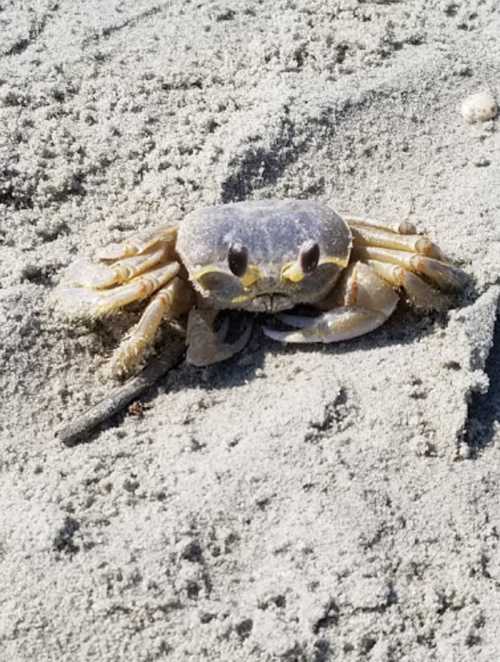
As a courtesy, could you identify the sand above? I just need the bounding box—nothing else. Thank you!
[1,0,500,660]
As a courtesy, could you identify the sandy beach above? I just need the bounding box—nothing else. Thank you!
[1,1,500,659]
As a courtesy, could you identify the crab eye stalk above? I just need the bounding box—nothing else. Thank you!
[299,240,320,274]
[227,242,248,278]
[281,240,321,283]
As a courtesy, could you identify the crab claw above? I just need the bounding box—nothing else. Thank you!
[263,307,389,344]
[186,308,254,366]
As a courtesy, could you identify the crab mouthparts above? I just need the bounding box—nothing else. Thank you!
[250,293,292,313]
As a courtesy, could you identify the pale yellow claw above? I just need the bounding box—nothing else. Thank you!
[264,307,388,343]
[265,262,399,344]
[186,309,253,367]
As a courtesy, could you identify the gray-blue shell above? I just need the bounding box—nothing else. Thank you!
[176,199,352,312]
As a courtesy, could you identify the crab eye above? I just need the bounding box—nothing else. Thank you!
[299,240,320,274]
[227,242,248,277]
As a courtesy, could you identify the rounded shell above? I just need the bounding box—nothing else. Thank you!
[176,199,352,312]
[177,199,351,273]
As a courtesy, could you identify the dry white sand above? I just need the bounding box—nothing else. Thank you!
[1,1,500,660]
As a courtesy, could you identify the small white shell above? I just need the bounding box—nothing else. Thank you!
[461,90,498,124]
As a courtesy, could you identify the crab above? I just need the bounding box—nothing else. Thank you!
[57,199,466,375]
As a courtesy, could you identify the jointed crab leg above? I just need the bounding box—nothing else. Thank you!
[96,225,177,261]
[365,259,447,310]
[354,245,466,292]
[111,277,194,376]
[346,214,466,309]
[57,224,192,376]
[59,262,180,317]
[350,224,444,259]
[341,214,417,235]
[65,244,170,289]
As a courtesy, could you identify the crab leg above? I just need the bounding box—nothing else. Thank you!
[342,213,467,310]
[341,214,417,235]
[58,262,180,317]
[111,277,195,376]
[263,262,398,344]
[364,259,448,310]
[355,245,466,292]
[96,225,177,261]
[64,244,170,289]
[350,224,443,259]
